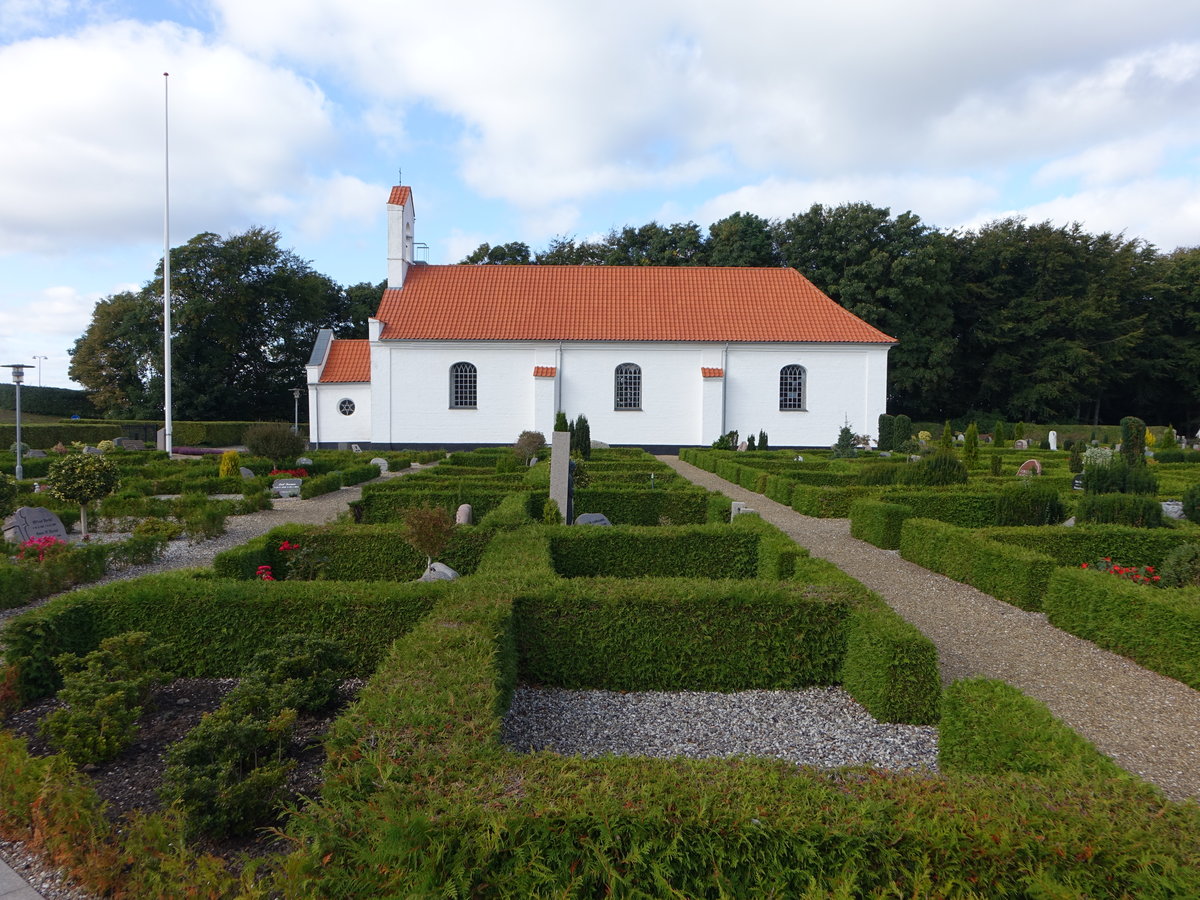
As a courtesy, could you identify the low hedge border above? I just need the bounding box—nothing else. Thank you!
[547,525,761,579]
[2,573,447,701]
[982,525,1196,569]
[299,471,343,499]
[899,518,1057,611]
[1044,568,1200,689]
[790,484,878,517]
[573,485,711,526]
[849,499,912,550]
[1,543,114,611]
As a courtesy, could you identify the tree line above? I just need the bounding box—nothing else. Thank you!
[464,206,1200,432]
[71,208,1200,432]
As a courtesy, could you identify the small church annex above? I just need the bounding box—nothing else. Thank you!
[306,184,895,450]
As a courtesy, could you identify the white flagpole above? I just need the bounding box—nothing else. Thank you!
[162,72,173,455]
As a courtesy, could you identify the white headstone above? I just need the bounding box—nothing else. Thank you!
[419,562,459,582]
[296,457,314,467]
[1048,430,1058,451]
[730,501,757,520]
[455,503,473,525]
[351,444,362,453]
[575,513,612,526]
[370,457,389,474]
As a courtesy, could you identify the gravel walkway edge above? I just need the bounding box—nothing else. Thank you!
[658,455,1200,802]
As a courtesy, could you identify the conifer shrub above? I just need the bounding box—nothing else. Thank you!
[242,634,349,714]
[541,498,563,525]
[40,632,169,764]
[1081,458,1158,495]
[0,473,15,518]
[990,451,1002,476]
[218,450,240,478]
[1119,415,1147,467]
[553,411,569,432]
[757,429,769,451]
[993,420,1007,448]
[1183,484,1200,525]
[891,414,912,453]
[1159,543,1200,588]
[1069,442,1084,473]
[857,462,899,486]
[877,414,895,452]
[963,423,979,467]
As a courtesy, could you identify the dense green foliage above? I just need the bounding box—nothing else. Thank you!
[0,384,96,418]
[547,525,761,579]
[849,499,912,549]
[1075,493,1165,527]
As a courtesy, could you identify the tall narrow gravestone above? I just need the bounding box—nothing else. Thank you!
[550,431,571,525]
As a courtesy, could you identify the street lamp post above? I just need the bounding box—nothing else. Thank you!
[32,355,47,387]
[291,387,303,435]
[3,364,29,481]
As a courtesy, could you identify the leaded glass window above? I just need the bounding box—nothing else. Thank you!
[450,362,477,409]
[780,365,805,410]
[614,362,641,410]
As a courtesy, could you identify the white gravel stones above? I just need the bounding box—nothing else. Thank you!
[502,686,938,773]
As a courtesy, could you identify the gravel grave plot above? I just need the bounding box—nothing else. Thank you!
[657,455,1200,802]
[503,686,939,772]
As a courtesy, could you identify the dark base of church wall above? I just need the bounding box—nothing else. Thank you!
[310,442,699,455]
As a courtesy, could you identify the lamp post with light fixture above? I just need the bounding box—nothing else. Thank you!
[32,355,47,387]
[291,387,303,435]
[3,364,29,481]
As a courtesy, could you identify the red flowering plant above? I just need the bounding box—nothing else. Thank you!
[16,535,68,564]
[256,564,275,581]
[269,468,308,478]
[1080,557,1161,586]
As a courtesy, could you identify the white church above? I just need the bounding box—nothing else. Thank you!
[305,184,895,451]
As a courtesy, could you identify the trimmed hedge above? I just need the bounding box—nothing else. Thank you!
[982,525,1195,569]
[299,471,343,499]
[840,600,940,724]
[939,678,1132,781]
[0,543,109,610]
[1076,493,1165,527]
[899,518,1057,611]
[548,525,761,579]
[849,499,912,550]
[573,485,710,525]
[1044,568,1200,689]
[359,484,519,523]
[790,484,876,517]
[2,573,446,701]
[514,578,853,691]
[878,488,999,528]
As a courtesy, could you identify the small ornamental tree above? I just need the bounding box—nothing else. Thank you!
[47,453,120,537]
[758,429,769,451]
[831,423,857,458]
[218,450,241,478]
[877,414,895,452]
[993,420,1007,449]
[243,423,305,464]
[553,411,570,433]
[746,434,757,451]
[891,414,913,453]
[514,430,546,464]
[400,504,455,570]
[939,421,955,453]
[963,423,980,467]
[1120,416,1147,467]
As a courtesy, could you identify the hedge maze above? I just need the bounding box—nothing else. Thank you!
[2,446,1200,895]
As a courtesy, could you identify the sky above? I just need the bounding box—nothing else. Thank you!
[2,0,1199,391]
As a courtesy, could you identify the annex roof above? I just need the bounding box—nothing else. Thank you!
[319,339,370,383]
[375,265,895,343]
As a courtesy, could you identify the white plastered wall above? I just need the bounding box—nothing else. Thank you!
[309,383,372,445]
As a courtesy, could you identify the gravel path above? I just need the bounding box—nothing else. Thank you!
[658,455,1200,802]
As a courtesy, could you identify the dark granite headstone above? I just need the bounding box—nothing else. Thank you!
[5,506,68,543]
[1072,474,1085,491]
[273,478,303,498]
[25,449,46,458]
[122,439,147,451]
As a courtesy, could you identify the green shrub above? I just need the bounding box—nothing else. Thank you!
[849,500,911,549]
[1076,493,1164,528]
[40,632,169,764]
[477,492,536,530]
[46,453,120,537]
[896,451,967,486]
[548,525,760,579]
[856,462,899,486]
[0,473,15,518]
[876,414,894,452]
[243,424,305,463]
[891,414,912,452]
[983,524,1192,569]
[994,480,1067,526]
[1119,415,1146,467]
[1082,458,1158,495]
[218,450,240,478]
[242,634,349,714]
[1159,543,1200,588]
[299,471,343,499]
[106,534,168,567]
[1184,484,1200,525]
[840,600,940,724]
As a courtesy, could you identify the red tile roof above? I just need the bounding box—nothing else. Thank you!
[532,366,557,377]
[376,266,895,343]
[387,186,411,207]
[319,339,370,382]
[701,367,724,378]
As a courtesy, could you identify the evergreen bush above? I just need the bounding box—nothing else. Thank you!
[891,414,912,452]
[1119,415,1147,468]
[895,451,967,486]
[963,423,979,467]
[1159,543,1200,588]
[1076,494,1164,528]
[1183,484,1200,524]
[994,481,1067,526]
[877,414,895,452]
[243,424,305,463]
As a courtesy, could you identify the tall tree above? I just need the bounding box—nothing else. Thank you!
[707,212,778,266]
[460,241,531,264]
[775,203,957,416]
[71,228,355,421]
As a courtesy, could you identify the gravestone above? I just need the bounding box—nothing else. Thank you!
[83,446,103,455]
[878,451,891,458]
[737,441,749,452]
[272,478,303,498]
[1072,474,1085,491]
[25,449,46,458]
[455,503,473,525]
[1013,439,1028,451]
[575,513,612,526]
[156,428,168,452]
[125,439,147,451]
[1162,500,1184,520]
[370,457,389,474]
[239,467,256,480]
[955,433,966,443]
[730,501,757,520]
[1016,459,1042,477]
[350,444,362,453]
[419,562,459,582]
[550,431,571,524]
[1048,430,1058,451]
[4,506,68,543]
[296,457,313,467]
[793,455,804,462]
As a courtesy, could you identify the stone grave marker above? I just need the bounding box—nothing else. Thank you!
[370,457,389,474]
[273,478,303,498]
[550,431,571,524]
[296,457,313,467]
[83,446,103,455]
[575,513,612,526]
[419,562,459,582]
[737,441,749,452]
[1013,439,1028,451]
[730,501,757,520]
[4,506,68,543]
[25,449,46,458]
[455,503,473,525]
[1048,430,1058,451]
[351,444,362,453]
[1072,474,1085,491]
[1016,459,1042,477]
[239,467,256,480]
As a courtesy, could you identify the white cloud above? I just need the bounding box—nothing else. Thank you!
[1034,136,1169,188]
[291,172,384,242]
[0,19,336,256]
